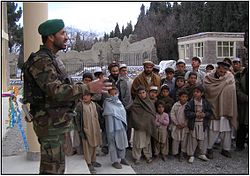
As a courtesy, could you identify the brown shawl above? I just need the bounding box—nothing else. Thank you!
[131,71,161,99]
[203,71,238,129]
[129,95,156,135]
[82,101,102,147]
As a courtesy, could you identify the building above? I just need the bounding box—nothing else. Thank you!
[177,32,245,64]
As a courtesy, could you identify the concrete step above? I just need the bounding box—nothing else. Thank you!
[2,152,135,174]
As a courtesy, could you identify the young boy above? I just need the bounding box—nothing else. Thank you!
[170,90,189,161]
[153,100,169,161]
[184,85,212,163]
[149,86,159,103]
[158,84,174,113]
[130,86,155,164]
[183,72,198,100]
[75,91,102,174]
[102,86,129,169]
[173,76,186,102]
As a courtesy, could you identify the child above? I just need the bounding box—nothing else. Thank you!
[130,86,155,164]
[170,90,189,161]
[149,86,159,103]
[75,90,102,174]
[173,76,185,102]
[183,72,197,100]
[184,85,212,163]
[158,84,174,113]
[153,100,169,161]
[102,86,129,169]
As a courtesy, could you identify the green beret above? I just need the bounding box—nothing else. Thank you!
[38,19,65,36]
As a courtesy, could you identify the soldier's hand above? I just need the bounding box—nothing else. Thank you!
[88,77,112,94]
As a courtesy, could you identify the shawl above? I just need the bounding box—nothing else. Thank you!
[102,96,127,127]
[130,95,156,135]
[203,71,238,129]
[131,71,161,99]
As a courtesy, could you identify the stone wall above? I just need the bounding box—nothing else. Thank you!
[57,35,158,74]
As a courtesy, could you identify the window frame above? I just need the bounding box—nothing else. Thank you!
[193,42,204,58]
[216,41,235,59]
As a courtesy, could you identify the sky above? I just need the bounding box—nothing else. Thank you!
[17,2,150,37]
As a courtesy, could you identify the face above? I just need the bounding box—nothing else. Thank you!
[109,88,117,96]
[50,28,68,51]
[188,75,197,85]
[144,64,153,75]
[216,66,228,77]
[83,94,92,103]
[233,61,241,72]
[176,79,185,88]
[176,63,186,72]
[192,60,200,69]
[95,73,104,79]
[138,90,147,99]
[83,77,92,84]
[179,94,188,105]
[157,104,165,114]
[149,90,158,100]
[166,72,174,80]
[206,68,214,73]
[110,66,119,79]
[193,89,202,99]
[161,89,169,97]
[119,67,128,77]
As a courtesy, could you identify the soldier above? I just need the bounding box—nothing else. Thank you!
[22,19,111,174]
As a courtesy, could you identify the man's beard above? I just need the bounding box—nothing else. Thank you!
[144,70,152,75]
[112,74,119,81]
[53,40,66,51]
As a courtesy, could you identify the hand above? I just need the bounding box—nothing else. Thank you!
[88,77,112,94]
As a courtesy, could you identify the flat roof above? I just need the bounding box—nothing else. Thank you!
[177,32,245,40]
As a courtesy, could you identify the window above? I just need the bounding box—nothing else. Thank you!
[179,44,190,59]
[217,41,235,58]
[193,42,203,58]
[185,44,190,59]
[179,45,185,59]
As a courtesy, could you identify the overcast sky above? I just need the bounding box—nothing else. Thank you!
[18,2,150,36]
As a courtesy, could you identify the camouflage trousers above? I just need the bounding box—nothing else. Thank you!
[38,134,65,174]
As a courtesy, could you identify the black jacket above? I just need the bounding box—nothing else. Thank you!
[184,98,212,131]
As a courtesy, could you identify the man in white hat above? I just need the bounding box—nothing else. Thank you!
[119,64,133,90]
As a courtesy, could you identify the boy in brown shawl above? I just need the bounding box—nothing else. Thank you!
[75,90,102,174]
[130,86,156,164]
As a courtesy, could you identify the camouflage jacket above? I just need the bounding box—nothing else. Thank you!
[27,45,88,137]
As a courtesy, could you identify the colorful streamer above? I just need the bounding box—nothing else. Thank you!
[6,86,29,151]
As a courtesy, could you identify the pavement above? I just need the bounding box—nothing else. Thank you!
[2,152,136,174]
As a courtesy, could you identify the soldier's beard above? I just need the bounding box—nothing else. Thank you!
[53,40,66,51]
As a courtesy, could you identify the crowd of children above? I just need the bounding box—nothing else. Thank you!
[69,56,247,174]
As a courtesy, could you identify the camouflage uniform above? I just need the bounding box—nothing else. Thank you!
[27,46,88,174]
